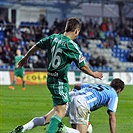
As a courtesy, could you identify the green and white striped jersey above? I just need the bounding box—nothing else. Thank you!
[36,34,86,82]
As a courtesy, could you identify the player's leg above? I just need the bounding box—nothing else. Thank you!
[10,101,79,133]
[22,117,45,132]
[9,69,18,90]
[68,95,89,133]
[21,77,26,90]
[10,109,55,133]
[57,122,80,133]
[46,78,70,133]
[10,116,46,133]
[65,126,80,133]
[20,69,26,90]
[46,104,66,133]
[9,74,17,90]
[76,124,88,133]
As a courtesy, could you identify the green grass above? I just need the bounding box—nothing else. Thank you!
[0,85,132,133]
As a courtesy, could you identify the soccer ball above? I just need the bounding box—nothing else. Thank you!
[87,122,93,133]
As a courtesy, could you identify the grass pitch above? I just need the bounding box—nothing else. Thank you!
[0,85,132,133]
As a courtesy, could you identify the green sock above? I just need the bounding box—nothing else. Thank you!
[12,80,16,86]
[46,115,61,133]
[22,81,25,88]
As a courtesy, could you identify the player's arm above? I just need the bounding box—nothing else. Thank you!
[74,83,90,90]
[23,44,39,60]
[108,110,116,133]
[80,65,103,80]
[71,43,103,79]
[107,96,118,133]
[74,83,81,90]
[18,44,39,67]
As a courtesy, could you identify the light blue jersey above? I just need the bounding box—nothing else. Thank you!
[72,83,118,113]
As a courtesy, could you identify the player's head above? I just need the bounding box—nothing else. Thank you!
[110,78,125,94]
[65,17,81,40]
[16,49,21,55]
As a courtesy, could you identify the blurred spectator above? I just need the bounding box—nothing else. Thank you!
[106,35,115,48]
[32,54,39,68]
[89,52,98,66]
[15,28,22,41]
[103,39,109,48]
[126,50,133,62]
[38,14,48,27]
[96,55,107,67]
[99,31,105,40]
[3,38,11,52]
[115,34,120,45]
[53,18,59,28]
[5,31,12,41]
[11,32,19,43]
[88,27,95,39]
[89,53,107,67]
[34,26,43,41]
[101,18,108,32]
[0,47,4,62]
[2,51,11,64]
[0,17,132,69]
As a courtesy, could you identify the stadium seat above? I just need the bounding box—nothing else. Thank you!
[20,41,28,46]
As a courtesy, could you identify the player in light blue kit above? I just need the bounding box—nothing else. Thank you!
[10,78,124,133]
[68,78,124,133]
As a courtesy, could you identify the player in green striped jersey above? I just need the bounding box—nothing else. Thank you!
[9,49,26,90]
[17,17,103,133]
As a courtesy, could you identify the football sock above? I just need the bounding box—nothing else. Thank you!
[46,115,61,133]
[22,116,45,132]
[65,126,80,133]
[12,80,16,86]
[22,81,25,88]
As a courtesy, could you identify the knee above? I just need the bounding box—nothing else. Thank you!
[54,104,66,118]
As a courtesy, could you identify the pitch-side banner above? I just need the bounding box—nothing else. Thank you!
[0,71,10,85]
[68,72,133,85]
[9,71,47,85]
[0,71,133,85]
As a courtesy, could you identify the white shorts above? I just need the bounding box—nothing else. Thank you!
[68,95,90,125]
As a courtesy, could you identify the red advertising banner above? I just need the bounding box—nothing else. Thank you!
[10,71,47,85]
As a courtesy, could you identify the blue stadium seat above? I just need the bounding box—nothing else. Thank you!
[0,40,4,45]
[120,37,130,41]
[20,41,28,46]
[126,67,133,72]
[20,21,40,27]
[97,43,104,49]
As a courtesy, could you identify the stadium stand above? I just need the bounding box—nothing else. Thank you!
[0,17,132,72]
[0,0,132,72]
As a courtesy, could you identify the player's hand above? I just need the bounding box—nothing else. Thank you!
[16,64,19,68]
[93,71,103,80]
[18,57,27,68]
[74,83,81,90]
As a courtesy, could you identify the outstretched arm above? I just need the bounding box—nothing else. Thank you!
[80,65,103,80]
[108,111,116,133]
[18,44,39,67]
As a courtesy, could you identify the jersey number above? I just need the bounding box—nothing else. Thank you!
[51,46,63,69]
[93,85,109,91]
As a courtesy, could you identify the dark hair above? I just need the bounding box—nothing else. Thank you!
[110,78,125,91]
[65,17,81,32]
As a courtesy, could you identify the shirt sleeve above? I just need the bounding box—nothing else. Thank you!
[80,83,90,89]
[107,96,118,113]
[68,40,86,68]
[36,36,51,50]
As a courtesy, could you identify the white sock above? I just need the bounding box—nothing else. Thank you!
[65,126,80,133]
[22,121,34,132]
[22,117,45,132]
